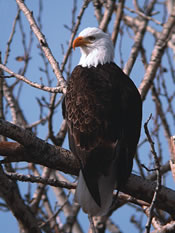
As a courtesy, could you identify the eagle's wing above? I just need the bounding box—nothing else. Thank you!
[63,63,142,215]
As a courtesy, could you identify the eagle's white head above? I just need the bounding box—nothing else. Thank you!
[73,27,114,68]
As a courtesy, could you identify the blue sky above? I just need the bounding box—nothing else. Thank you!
[0,1,175,232]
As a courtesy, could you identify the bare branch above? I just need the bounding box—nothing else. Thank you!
[139,4,175,100]
[99,0,116,31]
[124,6,163,26]
[124,0,157,76]
[0,119,79,175]
[111,0,125,46]
[3,81,28,126]
[0,118,175,217]
[4,9,20,65]
[144,116,161,233]
[60,0,91,72]
[0,165,41,233]
[16,0,67,94]
[143,205,163,231]
[122,173,175,216]
[92,0,103,24]
[5,170,76,189]
[0,64,63,93]
[151,85,172,143]
[52,173,82,233]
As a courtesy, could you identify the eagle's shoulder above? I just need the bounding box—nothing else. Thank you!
[64,63,123,150]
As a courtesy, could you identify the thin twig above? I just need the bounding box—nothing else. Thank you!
[60,0,90,72]
[111,0,125,46]
[16,0,67,94]
[142,205,163,231]
[5,170,76,189]
[144,115,161,233]
[39,190,71,229]
[125,6,163,26]
[0,64,63,93]
[4,9,20,65]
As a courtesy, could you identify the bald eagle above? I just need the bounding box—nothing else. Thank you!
[62,27,142,216]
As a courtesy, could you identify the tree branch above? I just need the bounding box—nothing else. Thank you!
[111,0,125,46]
[144,116,161,233]
[99,0,116,31]
[16,0,67,94]
[0,119,79,175]
[123,0,156,75]
[139,4,175,100]
[1,123,175,217]
[0,64,64,93]
[60,0,91,72]
[122,174,175,216]
[0,165,41,233]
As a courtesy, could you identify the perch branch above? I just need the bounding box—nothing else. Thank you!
[1,120,175,216]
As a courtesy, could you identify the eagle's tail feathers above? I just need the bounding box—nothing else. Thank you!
[75,167,116,216]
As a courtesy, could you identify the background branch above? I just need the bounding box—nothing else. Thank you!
[16,0,67,94]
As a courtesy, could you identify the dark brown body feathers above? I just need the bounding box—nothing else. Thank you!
[63,62,142,215]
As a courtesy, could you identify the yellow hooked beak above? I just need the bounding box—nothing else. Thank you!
[72,36,89,50]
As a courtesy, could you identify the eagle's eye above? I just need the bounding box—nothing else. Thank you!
[87,36,96,41]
